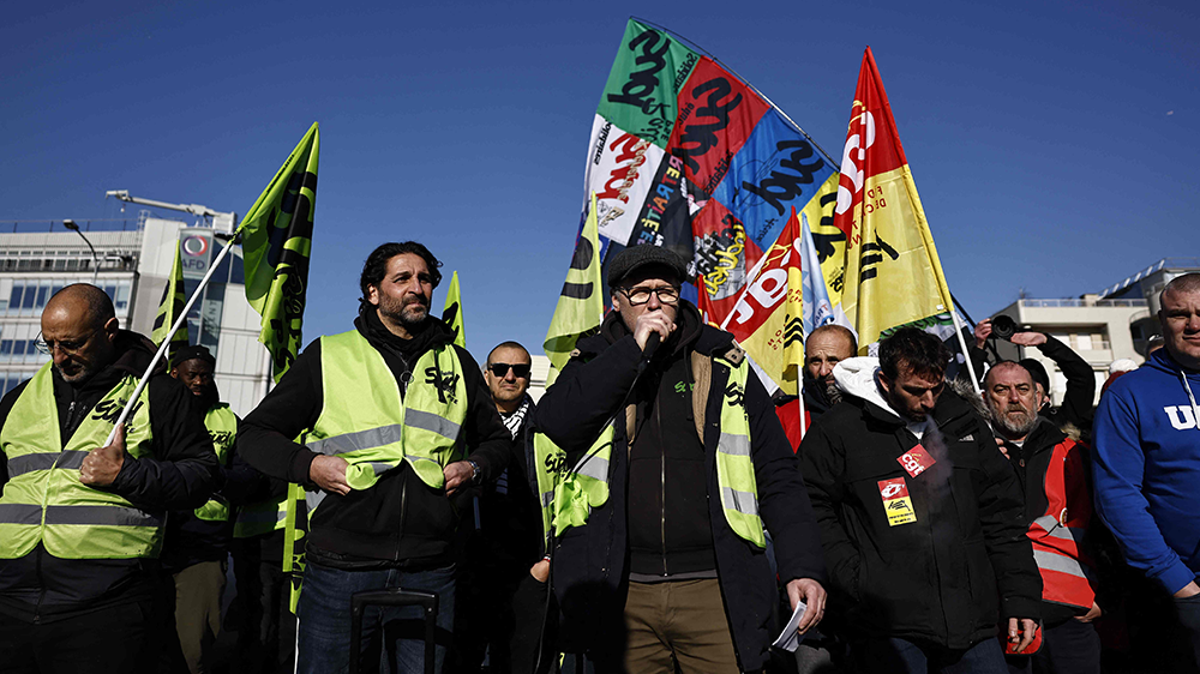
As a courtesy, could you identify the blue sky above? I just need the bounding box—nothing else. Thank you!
[2,1,1196,359]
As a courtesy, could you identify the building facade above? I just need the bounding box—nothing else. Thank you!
[0,217,270,415]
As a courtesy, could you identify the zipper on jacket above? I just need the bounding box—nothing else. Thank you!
[658,402,668,577]
[395,477,408,562]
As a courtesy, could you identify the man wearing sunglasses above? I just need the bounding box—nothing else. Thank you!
[238,242,511,674]
[538,246,828,674]
[455,343,553,673]
[0,283,219,673]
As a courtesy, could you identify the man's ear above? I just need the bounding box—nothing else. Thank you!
[103,317,120,339]
[366,284,380,307]
[876,370,892,395]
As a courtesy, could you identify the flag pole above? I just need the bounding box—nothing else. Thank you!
[949,308,982,394]
[797,387,807,442]
[102,233,240,445]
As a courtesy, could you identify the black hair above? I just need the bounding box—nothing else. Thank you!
[879,327,951,381]
[487,341,530,364]
[359,242,443,303]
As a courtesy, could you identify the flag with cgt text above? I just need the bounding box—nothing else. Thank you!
[240,122,320,383]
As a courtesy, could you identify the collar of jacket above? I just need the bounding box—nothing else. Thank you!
[354,304,454,361]
[998,416,1067,457]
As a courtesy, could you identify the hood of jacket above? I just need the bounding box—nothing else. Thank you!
[832,356,901,421]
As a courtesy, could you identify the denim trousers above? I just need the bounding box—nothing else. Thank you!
[852,636,1009,674]
[297,560,455,674]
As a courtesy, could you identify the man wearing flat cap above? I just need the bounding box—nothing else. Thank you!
[537,245,828,674]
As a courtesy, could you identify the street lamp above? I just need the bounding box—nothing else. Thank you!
[63,219,100,285]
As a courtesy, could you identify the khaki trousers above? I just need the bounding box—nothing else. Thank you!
[624,579,741,674]
[174,559,227,674]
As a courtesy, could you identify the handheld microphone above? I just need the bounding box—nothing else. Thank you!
[637,332,661,374]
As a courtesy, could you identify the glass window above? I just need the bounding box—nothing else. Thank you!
[2,375,16,396]
[13,341,25,356]
[0,340,12,362]
[1076,334,1093,351]
[21,285,36,310]
[103,285,117,301]
[9,284,23,313]
[36,285,50,308]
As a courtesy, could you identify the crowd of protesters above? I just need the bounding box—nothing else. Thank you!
[1,240,1198,674]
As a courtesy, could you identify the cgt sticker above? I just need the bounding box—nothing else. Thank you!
[878,477,916,527]
[897,444,936,478]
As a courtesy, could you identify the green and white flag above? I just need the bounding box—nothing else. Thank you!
[151,242,189,353]
[442,271,465,348]
[543,193,604,387]
[239,123,320,383]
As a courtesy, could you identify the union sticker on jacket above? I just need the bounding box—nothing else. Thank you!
[878,478,916,526]
[897,444,936,478]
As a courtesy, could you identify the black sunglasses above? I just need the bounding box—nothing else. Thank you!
[488,362,531,378]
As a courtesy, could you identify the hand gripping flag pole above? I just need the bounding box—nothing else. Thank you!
[101,232,240,446]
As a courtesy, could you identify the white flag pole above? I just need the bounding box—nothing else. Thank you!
[949,308,982,394]
[102,233,239,446]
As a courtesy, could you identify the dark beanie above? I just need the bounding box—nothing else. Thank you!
[170,344,215,370]
[1020,358,1050,393]
[606,245,688,288]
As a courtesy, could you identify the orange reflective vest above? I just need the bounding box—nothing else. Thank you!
[1028,438,1098,611]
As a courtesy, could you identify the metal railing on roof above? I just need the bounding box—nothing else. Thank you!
[1019,298,1147,308]
[0,219,141,234]
[1099,257,1200,298]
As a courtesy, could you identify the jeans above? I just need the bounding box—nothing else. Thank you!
[853,636,1008,674]
[297,560,455,674]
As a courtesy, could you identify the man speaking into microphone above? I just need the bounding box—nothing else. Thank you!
[537,246,827,674]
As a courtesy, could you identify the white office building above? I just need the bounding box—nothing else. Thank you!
[0,216,270,415]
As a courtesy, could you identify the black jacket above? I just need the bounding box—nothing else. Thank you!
[0,331,219,622]
[537,303,827,672]
[238,310,512,568]
[800,374,1042,649]
[478,397,545,568]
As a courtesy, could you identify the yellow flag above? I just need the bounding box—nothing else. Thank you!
[442,271,465,348]
[543,193,604,387]
[833,49,956,352]
[151,241,189,353]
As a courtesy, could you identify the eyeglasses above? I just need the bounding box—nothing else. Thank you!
[488,362,531,378]
[34,329,98,356]
[617,285,681,306]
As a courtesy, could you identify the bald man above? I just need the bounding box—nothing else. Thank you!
[0,284,218,674]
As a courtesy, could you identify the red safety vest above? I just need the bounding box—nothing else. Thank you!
[1028,438,1098,611]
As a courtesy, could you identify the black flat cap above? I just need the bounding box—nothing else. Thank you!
[606,245,689,288]
[171,344,215,369]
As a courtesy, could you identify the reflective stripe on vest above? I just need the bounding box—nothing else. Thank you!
[195,404,238,522]
[233,496,288,538]
[305,330,468,509]
[0,363,162,560]
[1027,439,1097,610]
[714,355,766,548]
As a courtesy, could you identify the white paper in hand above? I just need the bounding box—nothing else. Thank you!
[771,600,808,652]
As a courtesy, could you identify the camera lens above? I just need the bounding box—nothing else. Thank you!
[991,315,1017,340]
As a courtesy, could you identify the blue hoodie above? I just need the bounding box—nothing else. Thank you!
[1092,348,1200,594]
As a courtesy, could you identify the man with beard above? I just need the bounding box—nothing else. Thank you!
[801,328,1041,672]
[163,345,263,673]
[239,242,511,674]
[0,284,218,674]
[984,362,1104,674]
[773,325,858,452]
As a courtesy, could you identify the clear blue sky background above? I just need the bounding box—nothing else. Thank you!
[3,1,1196,360]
